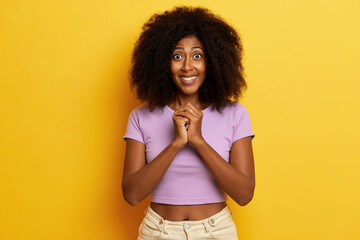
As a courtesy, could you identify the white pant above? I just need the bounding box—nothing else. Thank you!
[137,205,238,240]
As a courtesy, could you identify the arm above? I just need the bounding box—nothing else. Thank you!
[122,139,183,206]
[122,113,189,206]
[174,103,255,206]
[192,136,255,206]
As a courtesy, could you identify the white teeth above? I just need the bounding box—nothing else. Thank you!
[181,76,197,81]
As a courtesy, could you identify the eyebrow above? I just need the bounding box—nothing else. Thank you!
[174,46,203,50]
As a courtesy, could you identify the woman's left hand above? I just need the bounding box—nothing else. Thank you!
[173,103,204,145]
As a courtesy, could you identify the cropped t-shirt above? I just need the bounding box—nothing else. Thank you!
[123,102,255,205]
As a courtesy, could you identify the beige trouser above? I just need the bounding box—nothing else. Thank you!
[137,205,238,240]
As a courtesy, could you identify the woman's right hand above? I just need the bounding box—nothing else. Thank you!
[172,113,189,148]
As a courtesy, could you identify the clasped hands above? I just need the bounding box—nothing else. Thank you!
[172,102,204,148]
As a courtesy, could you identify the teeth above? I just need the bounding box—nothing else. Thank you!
[181,76,197,81]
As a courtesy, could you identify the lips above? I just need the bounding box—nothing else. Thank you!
[179,75,198,85]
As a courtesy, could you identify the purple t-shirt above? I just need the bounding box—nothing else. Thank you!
[124,102,254,205]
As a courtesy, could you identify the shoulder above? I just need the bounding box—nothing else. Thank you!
[216,101,249,115]
[130,105,150,115]
[129,105,167,119]
[220,102,252,126]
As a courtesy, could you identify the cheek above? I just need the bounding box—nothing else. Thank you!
[198,62,206,74]
[170,62,180,75]
[170,63,175,74]
[170,64,179,84]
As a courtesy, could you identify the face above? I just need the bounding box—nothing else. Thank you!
[170,35,206,96]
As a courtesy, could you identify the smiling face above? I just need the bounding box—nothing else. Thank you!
[170,35,206,97]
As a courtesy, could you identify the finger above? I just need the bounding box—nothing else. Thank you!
[175,106,201,119]
[173,115,188,121]
[174,111,193,120]
[173,116,189,125]
[175,104,201,117]
[185,122,190,130]
[174,105,188,114]
[175,103,195,112]
[174,106,194,117]
[186,103,202,117]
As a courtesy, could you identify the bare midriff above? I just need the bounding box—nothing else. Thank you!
[150,202,227,221]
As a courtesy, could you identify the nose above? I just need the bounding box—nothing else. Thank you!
[182,57,193,71]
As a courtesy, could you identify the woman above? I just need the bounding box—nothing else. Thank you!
[122,6,255,240]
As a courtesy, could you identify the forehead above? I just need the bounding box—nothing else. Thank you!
[175,35,204,49]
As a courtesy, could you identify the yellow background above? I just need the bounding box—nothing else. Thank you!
[1,0,359,239]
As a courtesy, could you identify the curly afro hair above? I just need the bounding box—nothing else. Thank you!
[130,6,247,111]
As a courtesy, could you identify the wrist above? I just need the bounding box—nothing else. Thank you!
[170,139,186,150]
[190,136,206,147]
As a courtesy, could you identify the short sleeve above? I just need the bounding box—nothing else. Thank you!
[123,108,145,144]
[232,103,255,143]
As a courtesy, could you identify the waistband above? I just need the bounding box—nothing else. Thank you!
[144,204,233,228]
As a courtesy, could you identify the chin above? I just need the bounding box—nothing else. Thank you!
[178,87,201,96]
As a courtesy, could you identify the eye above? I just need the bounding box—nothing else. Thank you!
[173,54,182,60]
[193,53,203,59]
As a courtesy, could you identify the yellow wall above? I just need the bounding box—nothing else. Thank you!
[1,0,359,239]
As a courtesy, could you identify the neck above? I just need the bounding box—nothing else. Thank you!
[170,92,205,110]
